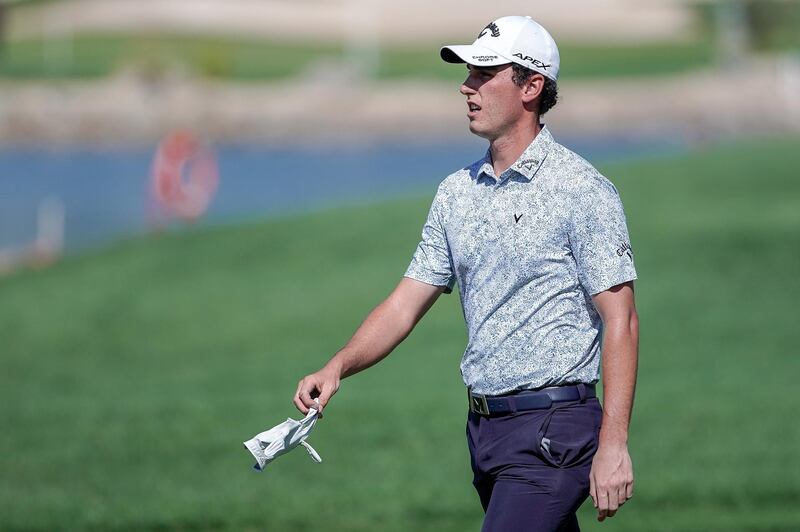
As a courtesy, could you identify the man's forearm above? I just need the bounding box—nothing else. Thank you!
[599,311,639,445]
[324,294,417,379]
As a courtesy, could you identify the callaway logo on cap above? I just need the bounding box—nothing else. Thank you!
[440,15,560,81]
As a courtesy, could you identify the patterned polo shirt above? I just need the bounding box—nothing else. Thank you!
[404,125,638,395]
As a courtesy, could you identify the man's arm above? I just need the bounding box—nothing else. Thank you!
[293,277,445,415]
[589,280,639,522]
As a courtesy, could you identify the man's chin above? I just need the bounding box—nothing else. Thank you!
[468,122,492,140]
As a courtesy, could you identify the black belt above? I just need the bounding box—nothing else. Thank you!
[468,383,596,416]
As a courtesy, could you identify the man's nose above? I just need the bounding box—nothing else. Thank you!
[460,78,477,95]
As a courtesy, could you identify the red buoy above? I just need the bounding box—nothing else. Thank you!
[151,131,219,222]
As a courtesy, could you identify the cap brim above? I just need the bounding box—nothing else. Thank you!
[440,45,511,67]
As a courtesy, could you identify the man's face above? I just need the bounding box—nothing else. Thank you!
[460,63,525,140]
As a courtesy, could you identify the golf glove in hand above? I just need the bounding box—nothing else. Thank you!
[243,401,322,471]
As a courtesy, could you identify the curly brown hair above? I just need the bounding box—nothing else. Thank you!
[511,64,558,116]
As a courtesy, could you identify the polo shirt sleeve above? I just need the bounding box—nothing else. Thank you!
[569,178,638,296]
[403,184,456,294]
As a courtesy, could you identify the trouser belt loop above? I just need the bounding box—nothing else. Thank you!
[507,396,518,414]
[577,383,587,402]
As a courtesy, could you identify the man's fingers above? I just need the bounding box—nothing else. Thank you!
[607,488,620,512]
[596,490,609,521]
[294,378,314,413]
[312,389,324,418]
[618,486,628,507]
[316,391,331,418]
[297,382,319,412]
[592,446,634,521]
[293,371,339,418]
[299,388,317,409]
[293,395,309,414]
[597,486,623,520]
[589,473,598,508]
[319,381,339,407]
[316,382,340,419]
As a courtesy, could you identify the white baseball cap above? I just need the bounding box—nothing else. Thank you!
[441,16,560,81]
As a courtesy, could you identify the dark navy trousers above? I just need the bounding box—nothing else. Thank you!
[467,397,602,532]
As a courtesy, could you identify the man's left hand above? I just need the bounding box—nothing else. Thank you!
[589,442,634,522]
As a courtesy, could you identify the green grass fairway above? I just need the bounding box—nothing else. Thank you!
[377,39,714,81]
[0,35,344,80]
[1,134,799,531]
[0,33,714,81]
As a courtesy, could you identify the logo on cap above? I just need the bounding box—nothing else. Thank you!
[472,55,498,62]
[512,53,552,71]
[478,22,500,38]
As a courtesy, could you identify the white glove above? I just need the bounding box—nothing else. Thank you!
[243,402,322,471]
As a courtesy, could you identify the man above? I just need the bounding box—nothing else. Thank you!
[294,15,638,531]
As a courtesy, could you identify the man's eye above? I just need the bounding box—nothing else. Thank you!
[467,67,493,79]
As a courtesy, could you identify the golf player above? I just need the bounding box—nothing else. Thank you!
[294,15,639,531]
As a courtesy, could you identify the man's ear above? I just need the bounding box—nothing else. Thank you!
[521,74,545,104]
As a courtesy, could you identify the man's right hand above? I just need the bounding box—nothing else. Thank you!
[294,363,342,417]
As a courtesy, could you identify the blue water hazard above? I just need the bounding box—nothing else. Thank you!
[0,134,685,253]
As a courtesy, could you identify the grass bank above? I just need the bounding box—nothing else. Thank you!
[0,134,799,531]
[0,33,715,81]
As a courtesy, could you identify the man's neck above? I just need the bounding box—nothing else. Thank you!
[489,121,542,176]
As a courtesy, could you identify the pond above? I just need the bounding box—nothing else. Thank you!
[0,132,685,253]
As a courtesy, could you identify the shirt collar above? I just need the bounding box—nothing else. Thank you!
[470,125,554,183]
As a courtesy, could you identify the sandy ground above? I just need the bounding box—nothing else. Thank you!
[7,0,759,146]
[2,54,798,147]
[8,0,698,44]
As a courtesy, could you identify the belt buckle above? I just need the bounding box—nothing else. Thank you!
[468,388,490,416]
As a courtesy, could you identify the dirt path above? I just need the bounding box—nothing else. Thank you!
[2,55,798,146]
